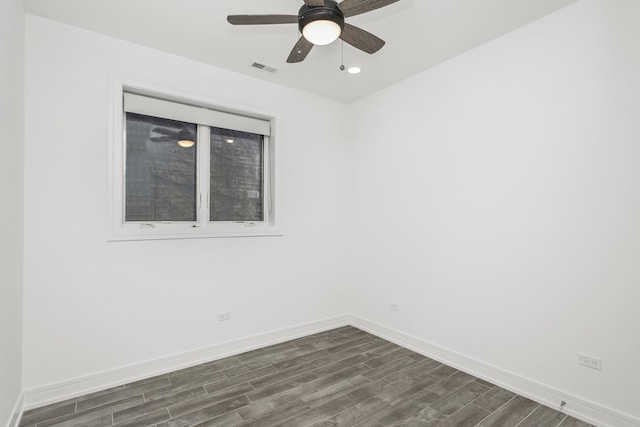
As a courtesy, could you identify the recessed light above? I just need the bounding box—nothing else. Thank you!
[347,66,361,75]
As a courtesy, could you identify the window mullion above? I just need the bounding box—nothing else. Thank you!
[197,125,211,227]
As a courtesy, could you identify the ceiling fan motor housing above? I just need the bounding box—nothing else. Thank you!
[298,0,345,34]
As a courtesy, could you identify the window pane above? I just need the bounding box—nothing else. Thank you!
[210,128,264,222]
[125,113,197,222]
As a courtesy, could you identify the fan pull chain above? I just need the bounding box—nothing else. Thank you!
[340,39,345,71]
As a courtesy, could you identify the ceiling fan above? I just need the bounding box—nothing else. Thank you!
[227,0,399,63]
[151,124,196,148]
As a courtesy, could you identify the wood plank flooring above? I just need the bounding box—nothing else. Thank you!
[19,327,596,427]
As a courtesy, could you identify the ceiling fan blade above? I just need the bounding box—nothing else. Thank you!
[151,128,178,136]
[227,15,298,25]
[340,23,385,54]
[338,0,399,17]
[150,136,175,142]
[287,36,314,63]
[304,0,325,6]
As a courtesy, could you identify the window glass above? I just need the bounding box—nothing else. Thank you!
[125,113,197,222]
[210,128,264,222]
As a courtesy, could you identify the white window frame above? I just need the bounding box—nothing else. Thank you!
[108,77,283,241]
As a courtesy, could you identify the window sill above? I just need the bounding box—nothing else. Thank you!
[107,223,283,241]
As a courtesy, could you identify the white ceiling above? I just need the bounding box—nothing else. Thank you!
[24,0,579,103]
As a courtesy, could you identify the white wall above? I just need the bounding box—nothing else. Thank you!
[23,15,351,393]
[348,0,640,422]
[0,0,25,424]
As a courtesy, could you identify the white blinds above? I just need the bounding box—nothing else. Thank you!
[124,93,271,136]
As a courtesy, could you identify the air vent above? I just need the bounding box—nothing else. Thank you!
[251,62,278,73]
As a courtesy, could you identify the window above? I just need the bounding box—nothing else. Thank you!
[209,127,264,222]
[109,83,281,240]
[125,113,198,223]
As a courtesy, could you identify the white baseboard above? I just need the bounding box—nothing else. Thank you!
[6,394,23,427]
[22,314,350,410]
[348,314,640,427]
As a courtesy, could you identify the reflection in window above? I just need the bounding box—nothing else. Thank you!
[210,128,264,222]
[125,113,197,222]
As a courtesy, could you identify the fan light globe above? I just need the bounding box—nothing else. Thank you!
[177,139,195,148]
[303,20,341,46]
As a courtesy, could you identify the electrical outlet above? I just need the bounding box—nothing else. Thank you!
[217,312,231,322]
[389,302,399,311]
[578,354,602,371]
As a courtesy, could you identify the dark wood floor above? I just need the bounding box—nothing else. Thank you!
[19,326,595,427]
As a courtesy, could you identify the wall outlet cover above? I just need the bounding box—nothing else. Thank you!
[578,354,602,371]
